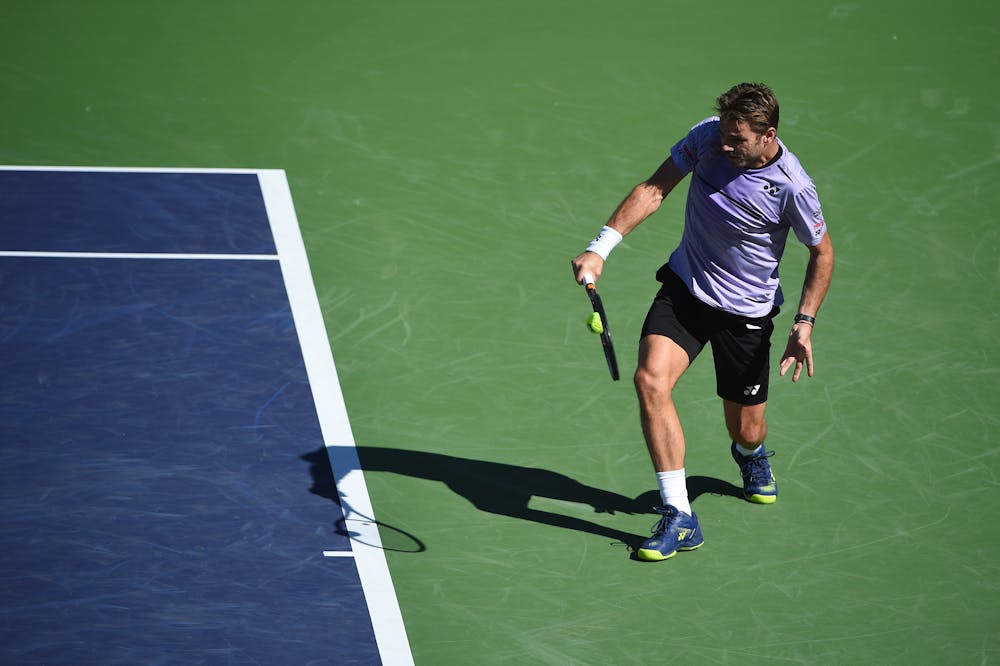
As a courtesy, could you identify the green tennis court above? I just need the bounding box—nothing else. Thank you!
[3,1,998,663]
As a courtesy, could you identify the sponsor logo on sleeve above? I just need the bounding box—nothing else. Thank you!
[812,209,825,236]
[682,144,696,166]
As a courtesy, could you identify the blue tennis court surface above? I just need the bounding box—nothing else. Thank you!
[0,168,411,664]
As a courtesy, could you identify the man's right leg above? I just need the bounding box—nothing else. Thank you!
[633,334,703,561]
[634,334,691,474]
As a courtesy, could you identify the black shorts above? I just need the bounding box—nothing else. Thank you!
[640,264,779,405]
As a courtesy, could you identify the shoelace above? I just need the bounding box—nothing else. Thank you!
[649,506,679,536]
[739,449,775,483]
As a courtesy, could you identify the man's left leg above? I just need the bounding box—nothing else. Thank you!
[724,399,767,447]
[724,400,778,504]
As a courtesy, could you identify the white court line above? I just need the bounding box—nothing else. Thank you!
[0,165,267,174]
[1,166,413,666]
[0,251,278,261]
[257,170,414,666]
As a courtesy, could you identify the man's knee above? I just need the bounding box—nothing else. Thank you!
[730,421,766,446]
[633,365,672,404]
[635,336,689,400]
[725,402,768,445]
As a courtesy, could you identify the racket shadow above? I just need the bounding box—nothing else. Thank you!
[301,447,428,553]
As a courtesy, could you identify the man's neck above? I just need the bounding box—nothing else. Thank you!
[756,144,782,169]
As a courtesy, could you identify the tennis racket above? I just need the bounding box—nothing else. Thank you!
[583,273,620,381]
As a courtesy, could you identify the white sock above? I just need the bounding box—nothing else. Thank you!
[735,443,764,457]
[656,469,691,515]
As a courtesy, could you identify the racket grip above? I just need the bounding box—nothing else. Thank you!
[583,273,596,286]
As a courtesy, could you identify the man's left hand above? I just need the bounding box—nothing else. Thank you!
[779,323,814,382]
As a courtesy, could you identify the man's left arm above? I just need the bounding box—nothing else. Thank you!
[779,232,835,382]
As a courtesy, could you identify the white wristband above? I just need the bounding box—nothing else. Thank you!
[585,226,623,260]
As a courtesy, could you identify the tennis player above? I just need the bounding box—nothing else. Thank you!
[571,83,834,561]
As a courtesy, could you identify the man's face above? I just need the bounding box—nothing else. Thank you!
[719,118,774,169]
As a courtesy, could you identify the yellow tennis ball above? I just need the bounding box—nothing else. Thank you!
[586,312,604,334]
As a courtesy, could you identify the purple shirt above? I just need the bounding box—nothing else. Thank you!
[668,117,827,317]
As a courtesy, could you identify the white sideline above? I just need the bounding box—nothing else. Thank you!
[259,169,414,666]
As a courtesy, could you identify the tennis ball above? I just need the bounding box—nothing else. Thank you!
[586,312,604,334]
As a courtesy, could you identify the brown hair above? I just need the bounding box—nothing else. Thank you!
[716,83,779,134]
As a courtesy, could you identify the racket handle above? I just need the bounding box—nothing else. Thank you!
[583,273,596,287]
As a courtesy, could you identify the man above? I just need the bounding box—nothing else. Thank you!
[570,83,834,562]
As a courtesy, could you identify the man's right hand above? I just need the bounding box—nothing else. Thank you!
[571,251,605,285]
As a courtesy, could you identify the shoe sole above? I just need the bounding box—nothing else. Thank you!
[746,493,777,504]
[636,541,704,562]
[744,471,776,504]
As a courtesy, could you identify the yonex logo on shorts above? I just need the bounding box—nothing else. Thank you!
[744,384,761,396]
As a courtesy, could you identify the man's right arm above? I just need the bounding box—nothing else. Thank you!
[571,157,686,284]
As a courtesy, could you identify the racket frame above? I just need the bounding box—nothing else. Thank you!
[583,273,621,381]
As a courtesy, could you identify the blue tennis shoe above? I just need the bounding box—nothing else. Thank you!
[636,505,704,562]
[731,442,778,504]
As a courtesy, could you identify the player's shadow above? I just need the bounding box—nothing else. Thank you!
[301,446,742,552]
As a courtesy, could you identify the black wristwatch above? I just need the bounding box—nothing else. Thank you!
[793,313,816,325]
